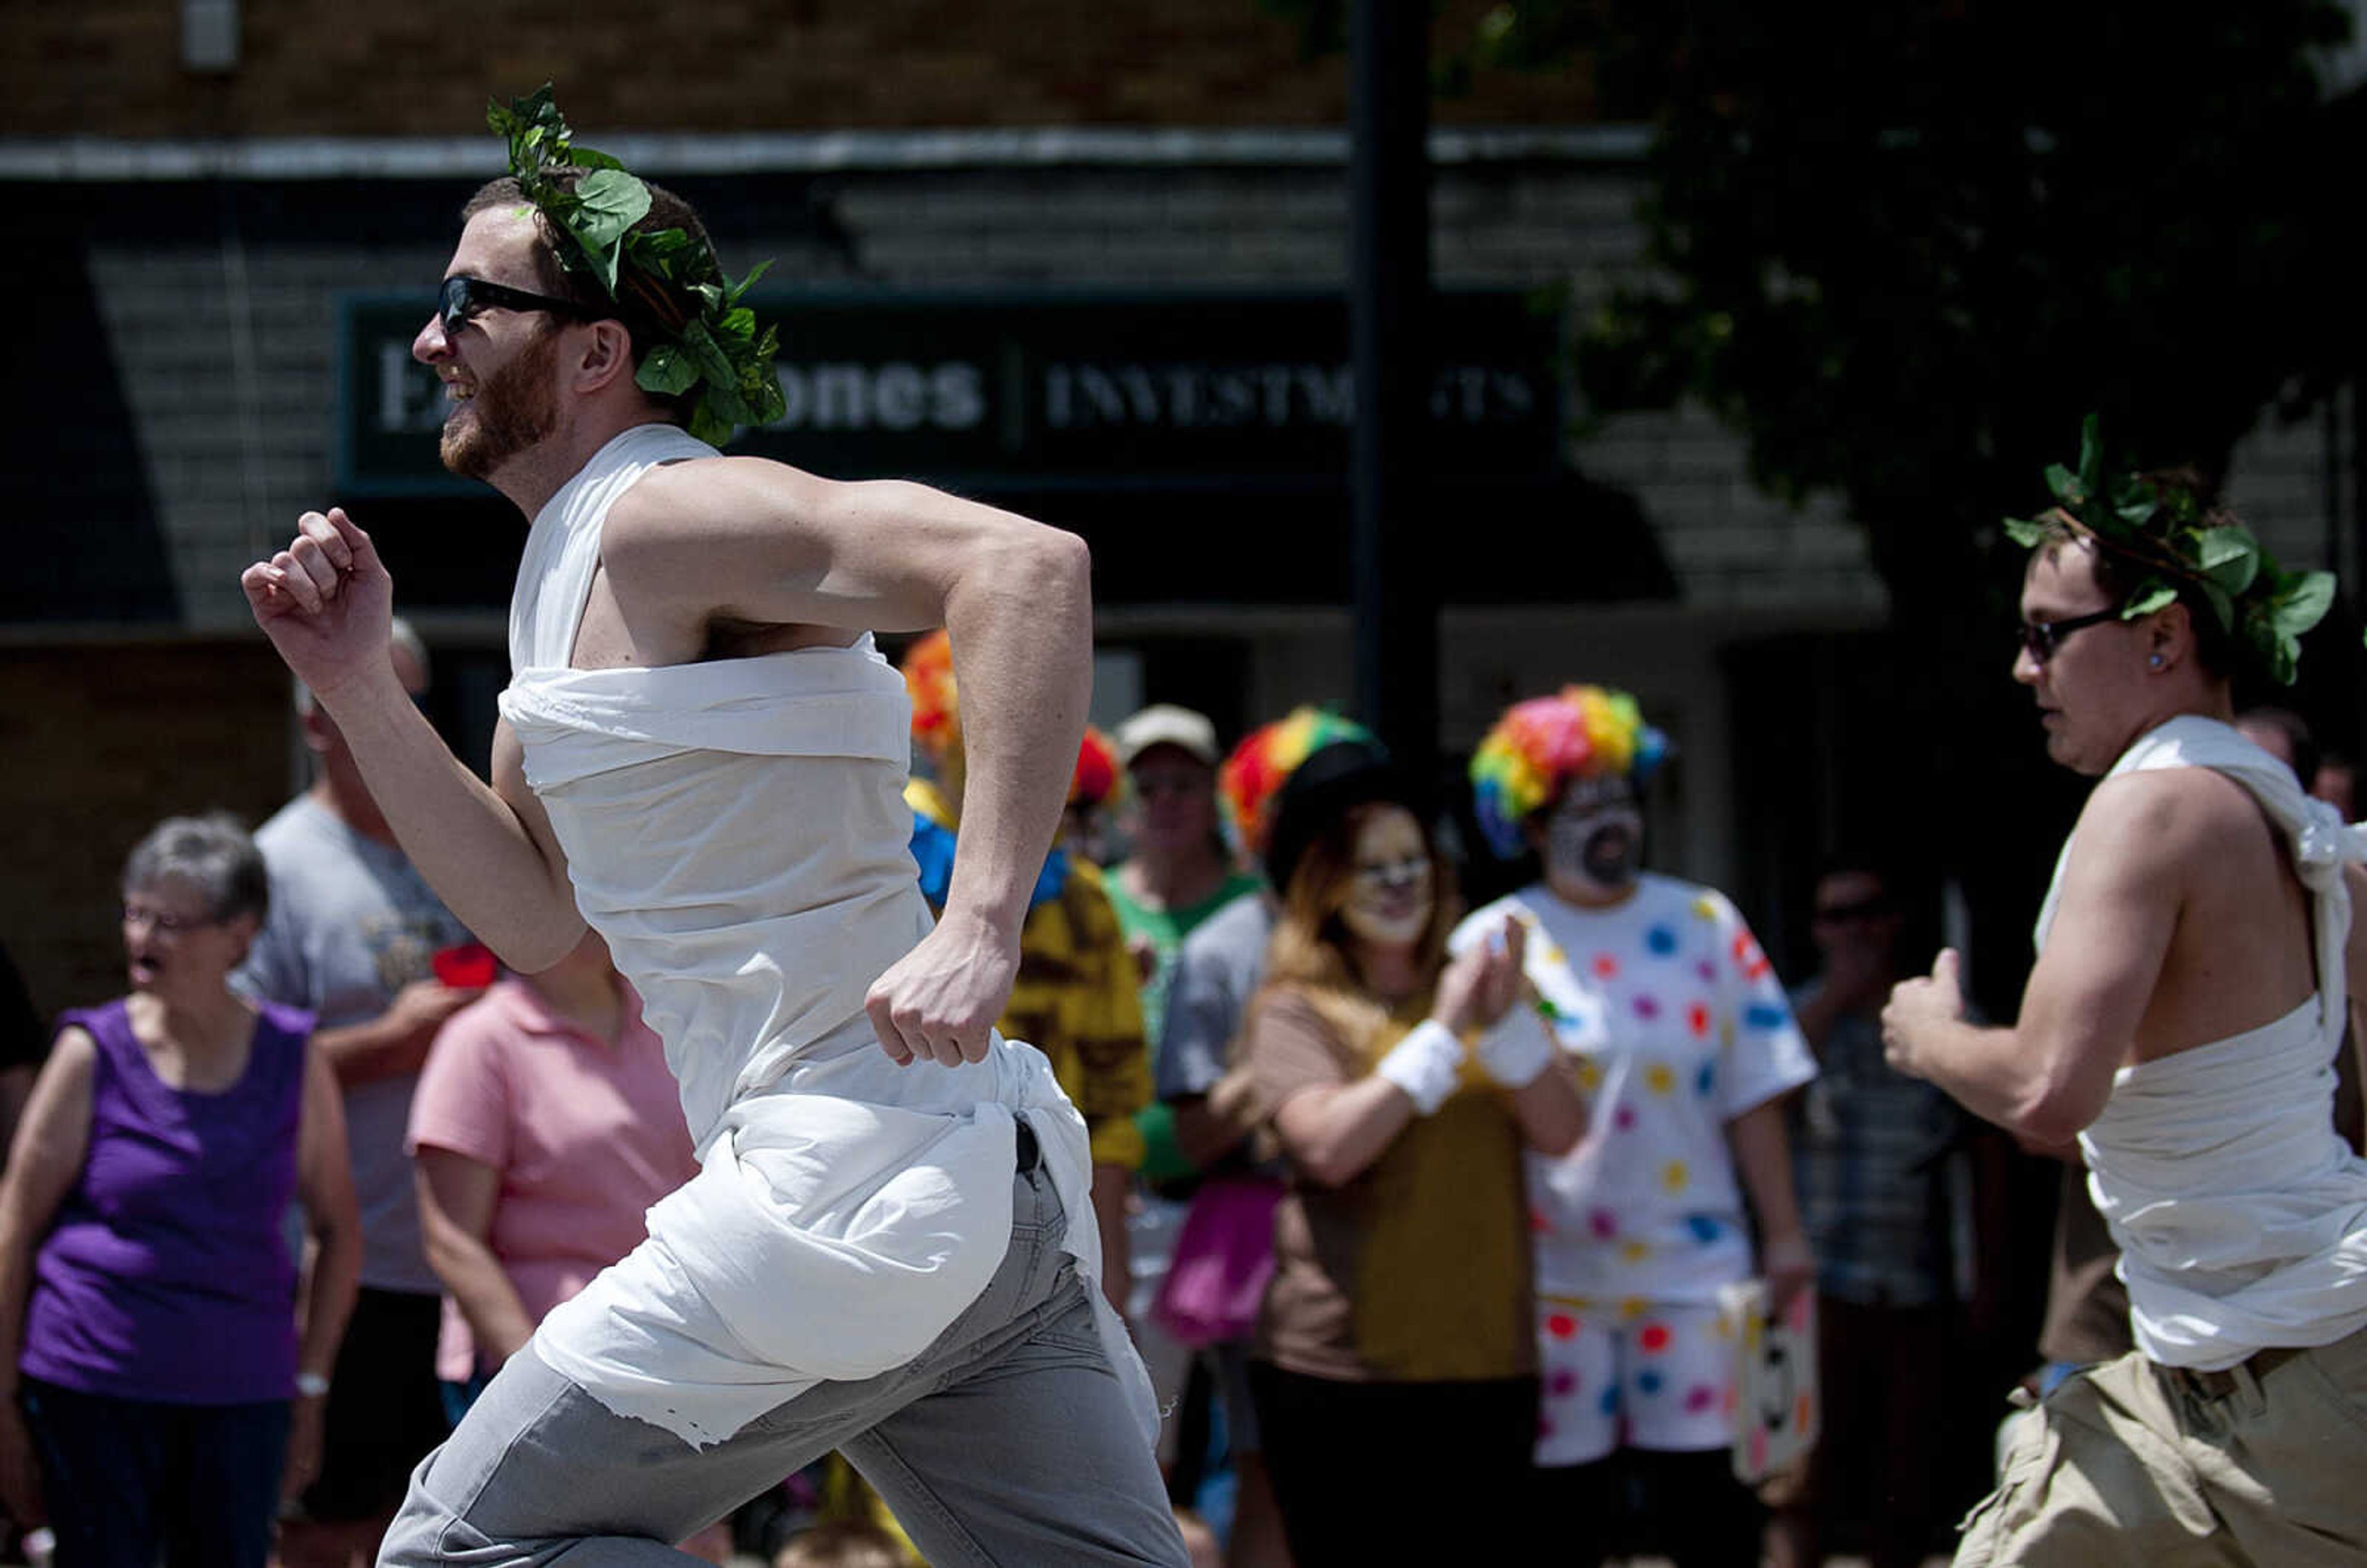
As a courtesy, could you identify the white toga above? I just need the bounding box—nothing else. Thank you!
[2038,714,2367,1371]
[497,423,1154,1447]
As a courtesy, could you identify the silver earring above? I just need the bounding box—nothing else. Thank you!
[2149,655,2164,668]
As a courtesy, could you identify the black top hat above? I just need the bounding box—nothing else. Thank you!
[1264,738,1407,896]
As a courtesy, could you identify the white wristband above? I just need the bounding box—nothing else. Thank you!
[1375,1019,1466,1115]
[1475,1018,1556,1088]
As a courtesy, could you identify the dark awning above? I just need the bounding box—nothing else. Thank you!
[359,464,1672,615]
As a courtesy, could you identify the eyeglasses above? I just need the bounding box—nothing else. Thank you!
[436,275,597,335]
[2016,606,2122,664]
[121,901,218,935]
[1812,897,1891,924]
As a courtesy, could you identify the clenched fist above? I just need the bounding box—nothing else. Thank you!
[865,909,1021,1068]
[240,507,396,704]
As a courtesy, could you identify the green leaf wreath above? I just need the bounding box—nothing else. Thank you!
[2003,414,2344,685]
[486,86,786,447]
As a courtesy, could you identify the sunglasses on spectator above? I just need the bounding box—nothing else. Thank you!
[1812,897,1891,923]
[438,276,598,335]
[2016,607,2122,664]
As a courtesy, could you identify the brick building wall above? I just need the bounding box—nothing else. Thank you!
[5,0,1591,137]
[0,640,297,1023]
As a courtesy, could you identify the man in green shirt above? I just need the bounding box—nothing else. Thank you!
[1106,705,1262,1056]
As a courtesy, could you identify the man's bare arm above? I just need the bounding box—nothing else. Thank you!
[609,460,1094,1066]
[242,512,587,973]
[1885,774,2182,1143]
[293,689,580,973]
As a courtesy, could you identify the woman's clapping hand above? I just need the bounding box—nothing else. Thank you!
[1435,918,1529,1035]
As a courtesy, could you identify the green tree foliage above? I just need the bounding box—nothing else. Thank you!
[1476,0,2353,625]
[1270,0,2352,639]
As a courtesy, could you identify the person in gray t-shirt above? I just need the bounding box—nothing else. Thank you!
[235,621,484,1566]
[1158,892,1273,1107]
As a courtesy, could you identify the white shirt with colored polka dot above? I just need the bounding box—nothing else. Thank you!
[1455,874,1817,1305]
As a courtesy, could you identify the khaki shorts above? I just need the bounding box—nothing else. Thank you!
[1956,1326,2367,1567]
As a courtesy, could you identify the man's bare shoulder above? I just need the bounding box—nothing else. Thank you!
[596,453,846,621]
[603,453,831,556]
[592,451,952,647]
[2075,765,2263,872]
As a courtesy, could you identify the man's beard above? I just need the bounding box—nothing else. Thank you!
[440,325,560,480]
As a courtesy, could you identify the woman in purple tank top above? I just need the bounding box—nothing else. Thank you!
[0,815,362,1567]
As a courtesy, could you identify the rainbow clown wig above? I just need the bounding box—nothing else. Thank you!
[1470,686,1669,859]
[1219,707,1375,856]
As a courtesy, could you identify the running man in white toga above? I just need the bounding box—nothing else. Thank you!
[243,89,1187,1567]
[1880,422,2367,1567]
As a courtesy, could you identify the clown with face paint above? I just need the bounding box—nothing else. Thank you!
[1227,732,1587,1564]
[1458,686,1817,1567]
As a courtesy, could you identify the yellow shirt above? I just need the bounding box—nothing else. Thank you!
[1245,985,1534,1382]
[908,780,1151,1171]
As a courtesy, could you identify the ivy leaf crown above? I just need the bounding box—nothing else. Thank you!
[486,86,786,448]
[2001,414,2340,686]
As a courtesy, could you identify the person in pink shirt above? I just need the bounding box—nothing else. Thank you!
[408,929,698,1389]
[407,930,722,1555]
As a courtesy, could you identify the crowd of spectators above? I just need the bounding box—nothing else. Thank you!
[10,627,2360,1568]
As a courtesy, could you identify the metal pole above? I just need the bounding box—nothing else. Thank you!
[1349,0,1437,792]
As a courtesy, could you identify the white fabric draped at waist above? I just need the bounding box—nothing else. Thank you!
[531,1043,1158,1450]
[497,642,933,1150]
[2082,1002,2367,1369]
[2087,1000,2345,1186]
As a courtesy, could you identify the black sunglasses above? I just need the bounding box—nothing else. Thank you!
[437,275,597,334]
[2016,606,2122,664]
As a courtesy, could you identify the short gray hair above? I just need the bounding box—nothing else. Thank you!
[122,813,270,925]
[293,615,431,716]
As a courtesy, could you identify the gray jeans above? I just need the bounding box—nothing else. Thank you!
[380,1145,1188,1567]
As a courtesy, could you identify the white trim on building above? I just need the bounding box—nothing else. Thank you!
[0,125,1650,182]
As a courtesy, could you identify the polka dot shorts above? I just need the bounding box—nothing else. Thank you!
[1533,1297,1739,1466]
